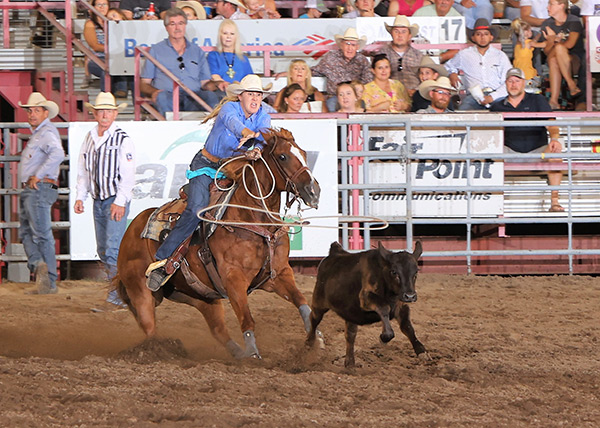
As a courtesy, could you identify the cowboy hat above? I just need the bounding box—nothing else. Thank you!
[84,92,128,112]
[418,55,448,77]
[418,76,457,101]
[334,28,367,50]
[18,92,59,119]
[384,15,419,37]
[347,0,382,10]
[222,0,245,9]
[175,0,207,19]
[467,18,499,41]
[227,75,271,99]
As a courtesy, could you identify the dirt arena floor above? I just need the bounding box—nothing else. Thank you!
[0,273,599,427]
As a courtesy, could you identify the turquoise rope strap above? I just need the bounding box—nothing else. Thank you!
[186,167,226,180]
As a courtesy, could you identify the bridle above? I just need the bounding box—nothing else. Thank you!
[265,136,311,209]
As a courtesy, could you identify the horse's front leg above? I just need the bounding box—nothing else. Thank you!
[270,265,311,331]
[224,269,261,359]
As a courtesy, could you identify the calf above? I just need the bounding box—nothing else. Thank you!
[307,241,427,367]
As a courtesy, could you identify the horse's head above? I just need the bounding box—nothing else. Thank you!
[262,129,321,209]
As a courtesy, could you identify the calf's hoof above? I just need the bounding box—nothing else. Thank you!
[380,331,395,343]
[417,351,432,361]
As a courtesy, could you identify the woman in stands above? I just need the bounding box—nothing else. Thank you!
[274,59,328,112]
[540,0,584,110]
[208,19,253,93]
[276,84,308,113]
[336,82,365,113]
[386,0,431,17]
[83,0,131,98]
[362,54,411,113]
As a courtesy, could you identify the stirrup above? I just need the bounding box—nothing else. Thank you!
[145,260,173,292]
[145,259,167,277]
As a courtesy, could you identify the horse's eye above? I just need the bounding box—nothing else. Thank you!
[278,154,287,161]
[390,269,397,276]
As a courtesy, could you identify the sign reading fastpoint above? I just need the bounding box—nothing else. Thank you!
[68,119,338,261]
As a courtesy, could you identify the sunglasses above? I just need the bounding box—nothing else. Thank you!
[177,56,185,70]
[432,89,452,96]
[397,57,403,72]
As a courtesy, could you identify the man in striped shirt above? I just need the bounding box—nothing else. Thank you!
[74,92,136,306]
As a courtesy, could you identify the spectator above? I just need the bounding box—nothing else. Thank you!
[453,0,494,30]
[208,19,253,93]
[107,7,128,21]
[312,28,374,111]
[274,59,327,112]
[416,76,456,112]
[120,0,171,19]
[175,0,207,19]
[74,92,135,307]
[445,18,512,110]
[300,0,330,18]
[213,0,251,19]
[146,75,270,290]
[377,15,422,95]
[511,18,545,81]
[337,82,365,112]
[244,0,281,18]
[362,54,411,112]
[387,0,432,17]
[411,55,454,111]
[539,0,584,110]
[344,0,382,17]
[505,0,521,21]
[276,84,308,112]
[83,0,132,98]
[413,0,462,17]
[18,93,64,295]
[140,8,220,118]
[490,68,564,212]
[520,0,549,31]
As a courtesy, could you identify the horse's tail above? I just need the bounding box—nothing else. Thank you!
[112,275,137,318]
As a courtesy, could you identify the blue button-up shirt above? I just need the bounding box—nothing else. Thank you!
[141,38,211,93]
[19,118,65,183]
[204,101,271,159]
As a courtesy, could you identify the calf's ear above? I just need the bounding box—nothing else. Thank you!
[378,241,390,259]
[412,241,423,261]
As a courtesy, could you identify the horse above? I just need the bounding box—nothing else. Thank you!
[114,128,321,359]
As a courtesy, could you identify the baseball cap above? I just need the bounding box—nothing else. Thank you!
[506,68,525,80]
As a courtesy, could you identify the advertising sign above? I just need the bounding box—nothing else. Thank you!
[68,119,338,260]
[589,16,600,72]
[107,16,465,75]
[359,114,504,217]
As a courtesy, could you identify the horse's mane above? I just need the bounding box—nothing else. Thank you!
[221,128,296,181]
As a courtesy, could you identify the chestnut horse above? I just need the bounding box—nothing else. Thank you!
[114,129,321,359]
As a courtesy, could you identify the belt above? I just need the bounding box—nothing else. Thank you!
[201,148,221,165]
[22,178,58,190]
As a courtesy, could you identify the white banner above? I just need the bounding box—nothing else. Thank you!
[68,119,338,260]
[358,113,504,217]
[107,16,465,75]
[589,16,600,72]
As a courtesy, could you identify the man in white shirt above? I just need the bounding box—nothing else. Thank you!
[445,18,512,110]
[74,92,136,307]
[213,0,250,19]
[343,0,381,17]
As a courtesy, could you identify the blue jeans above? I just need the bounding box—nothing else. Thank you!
[93,195,130,280]
[19,183,58,286]
[454,0,494,29]
[458,94,489,111]
[155,154,215,260]
[155,90,220,117]
[87,60,130,94]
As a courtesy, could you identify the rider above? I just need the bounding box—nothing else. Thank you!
[146,74,272,291]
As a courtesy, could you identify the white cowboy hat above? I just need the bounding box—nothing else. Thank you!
[227,75,271,99]
[384,15,419,37]
[175,0,207,19]
[18,92,59,119]
[418,76,457,101]
[347,0,382,10]
[84,92,128,112]
[334,28,367,50]
[418,55,448,78]
[223,0,245,9]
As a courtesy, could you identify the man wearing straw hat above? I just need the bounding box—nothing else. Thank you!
[18,92,65,294]
[74,92,136,306]
[213,0,250,19]
[312,27,374,112]
[416,76,457,113]
[377,15,422,94]
[146,74,270,291]
[411,55,454,111]
[343,0,381,17]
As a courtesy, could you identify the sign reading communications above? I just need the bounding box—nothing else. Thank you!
[363,114,504,217]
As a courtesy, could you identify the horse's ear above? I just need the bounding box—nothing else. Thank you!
[261,131,275,145]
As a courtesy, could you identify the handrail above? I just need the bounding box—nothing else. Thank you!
[134,46,213,121]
